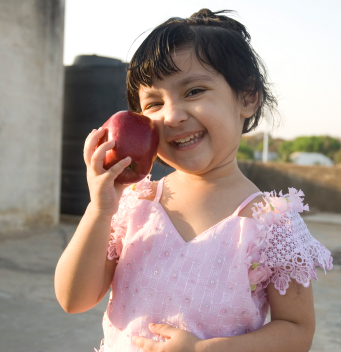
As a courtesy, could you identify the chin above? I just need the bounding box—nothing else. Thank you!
[170,161,211,175]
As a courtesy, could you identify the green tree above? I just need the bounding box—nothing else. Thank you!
[277,141,294,162]
[320,137,341,160]
[291,136,340,157]
[333,149,341,164]
[237,142,254,160]
[278,136,341,162]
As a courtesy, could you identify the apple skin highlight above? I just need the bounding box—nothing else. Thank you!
[96,111,159,184]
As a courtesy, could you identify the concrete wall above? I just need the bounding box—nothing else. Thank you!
[0,0,65,233]
[238,161,341,213]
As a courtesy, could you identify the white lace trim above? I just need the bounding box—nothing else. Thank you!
[247,188,333,295]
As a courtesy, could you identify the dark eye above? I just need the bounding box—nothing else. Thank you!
[187,88,204,97]
[145,103,162,111]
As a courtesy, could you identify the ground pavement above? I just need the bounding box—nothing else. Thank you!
[0,213,340,352]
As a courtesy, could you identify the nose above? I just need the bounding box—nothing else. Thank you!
[163,103,188,127]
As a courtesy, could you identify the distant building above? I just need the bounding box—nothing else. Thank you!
[254,150,278,161]
[290,152,334,166]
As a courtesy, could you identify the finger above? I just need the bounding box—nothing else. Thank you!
[149,323,173,339]
[90,138,116,174]
[101,157,131,184]
[85,128,96,145]
[132,335,160,352]
[83,127,105,166]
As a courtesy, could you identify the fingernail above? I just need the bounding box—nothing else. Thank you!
[125,156,130,161]
[149,323,155,328]
[92,129,95,132]
[98,127,103,130]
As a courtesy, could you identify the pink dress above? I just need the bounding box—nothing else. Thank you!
[96,175,333,352]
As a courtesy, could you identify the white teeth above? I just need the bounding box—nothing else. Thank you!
[175,134,195,143]
[173,131,204,147]
[174,132,204,144]
[179,138,199,147]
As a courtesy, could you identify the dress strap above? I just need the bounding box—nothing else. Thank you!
[154,177,165,203]
[232,192,263,217]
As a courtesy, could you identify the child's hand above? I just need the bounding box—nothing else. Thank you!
[132,323,205,352]
[83,127,132,217]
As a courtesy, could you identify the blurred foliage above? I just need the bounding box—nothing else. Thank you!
[256,141,265,151]
[277,136,341,162]
[239,134,341,164]
[242,133,284,153]
[237,141,254,160]
[333,149,341,164]
[277,141,294,162]
[255,139,276,152]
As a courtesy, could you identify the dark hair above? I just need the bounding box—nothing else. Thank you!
[127,8,278,134]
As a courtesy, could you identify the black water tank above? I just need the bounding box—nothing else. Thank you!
[61,55,128,215]
[61,55,175,215]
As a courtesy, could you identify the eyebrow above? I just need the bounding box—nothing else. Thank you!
[177,74,215,86]
[140,74,215,98]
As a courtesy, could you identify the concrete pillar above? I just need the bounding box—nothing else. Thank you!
[0,0,65,233]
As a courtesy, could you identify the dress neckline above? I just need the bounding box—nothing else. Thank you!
[147,177,263,244]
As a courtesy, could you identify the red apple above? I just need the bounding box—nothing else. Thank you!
[96,111,159,184]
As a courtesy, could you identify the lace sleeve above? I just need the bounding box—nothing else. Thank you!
[246,188,333,295]
[107,175,153,261]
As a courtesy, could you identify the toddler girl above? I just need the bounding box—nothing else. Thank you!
[55,9,333,352]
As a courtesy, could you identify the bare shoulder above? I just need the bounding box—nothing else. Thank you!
[137,180,158,201]
[238,194,265,218]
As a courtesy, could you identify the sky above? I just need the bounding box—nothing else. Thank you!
[63,0,341,141]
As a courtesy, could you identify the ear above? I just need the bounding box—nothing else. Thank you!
[240,90,261,118]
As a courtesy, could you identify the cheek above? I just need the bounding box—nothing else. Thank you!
[154,122,164,148]
[211,119,242,152]
[211,116,240,138]
[156,142,170,159]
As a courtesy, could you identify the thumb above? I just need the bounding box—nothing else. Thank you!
[149,323,174,339]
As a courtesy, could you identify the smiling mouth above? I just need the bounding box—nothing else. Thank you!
[172,131,205,148]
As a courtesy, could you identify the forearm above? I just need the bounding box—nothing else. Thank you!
[199,320,314,352]
[54,202,114,313]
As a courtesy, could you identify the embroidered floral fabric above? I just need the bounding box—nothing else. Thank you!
[96,177,332,352]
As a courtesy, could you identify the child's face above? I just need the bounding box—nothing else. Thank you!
[138,48,247,175]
